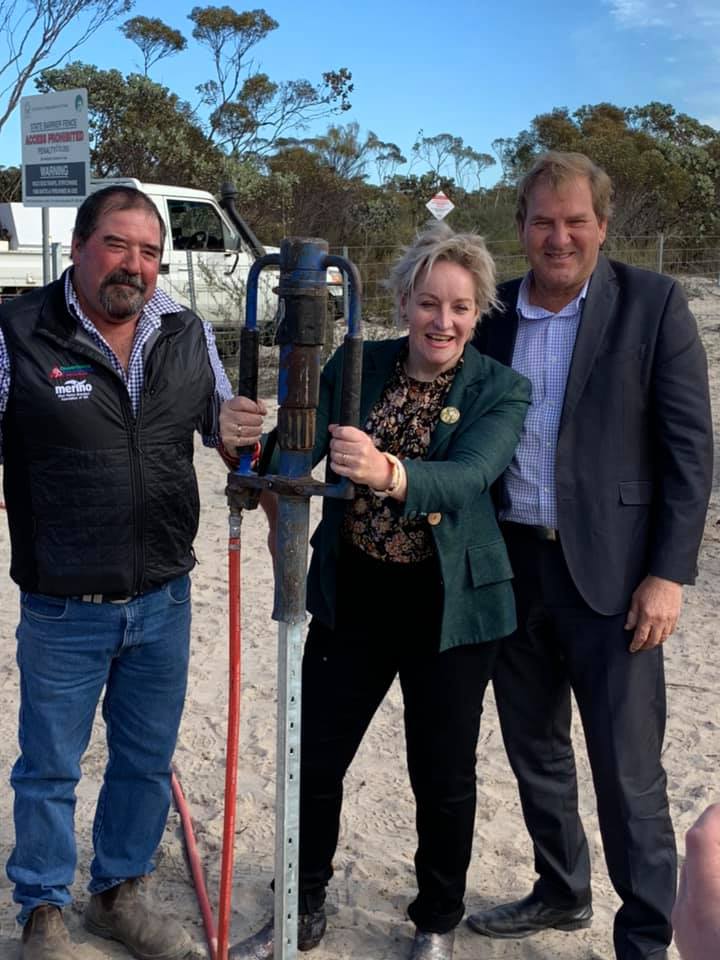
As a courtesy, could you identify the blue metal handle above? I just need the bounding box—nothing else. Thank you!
[322,255,363,498]
[228,241,363,503]
[235,254,279,475]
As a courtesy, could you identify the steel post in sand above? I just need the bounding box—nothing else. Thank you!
[227,238,362,960]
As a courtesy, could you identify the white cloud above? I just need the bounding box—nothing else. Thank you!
[602,0,720,116]
[607,0,669,28]
[606,0,720,30]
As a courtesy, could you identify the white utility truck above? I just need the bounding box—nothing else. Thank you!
[0,179,343,355]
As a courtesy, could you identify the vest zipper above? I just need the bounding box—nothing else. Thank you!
[133,330,176,594]
[131,331,175,595]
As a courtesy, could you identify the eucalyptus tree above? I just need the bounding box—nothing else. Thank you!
[120,15,187,75]
[188,5,353,158]
[37,62,226,189]
[498,102,720,235]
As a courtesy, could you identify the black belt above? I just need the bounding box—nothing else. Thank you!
[71,593,136,604]
[501,521,559,542]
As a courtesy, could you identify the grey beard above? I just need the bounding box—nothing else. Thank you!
[99,272,146,319]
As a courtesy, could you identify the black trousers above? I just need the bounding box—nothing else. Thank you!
[494,525,676,960]
[298,544,498,933]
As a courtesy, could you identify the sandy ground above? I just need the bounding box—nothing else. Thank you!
[0,278,718,960]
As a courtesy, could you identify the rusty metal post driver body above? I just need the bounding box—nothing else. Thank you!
[227,238,363,960]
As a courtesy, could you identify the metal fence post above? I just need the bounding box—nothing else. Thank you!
[185,249,198,312]
[657,233,665,274]
[42,207,51,286]
[227,240,363,960]
[50,242,63,282]
[342,245,349,317]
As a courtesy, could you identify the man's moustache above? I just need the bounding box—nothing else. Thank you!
[103,271,145,293]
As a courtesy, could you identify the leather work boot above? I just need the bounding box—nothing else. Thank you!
[409,928,455,960]
[229,910,327,958]
[84,877,192,959]
[20,905,75,960]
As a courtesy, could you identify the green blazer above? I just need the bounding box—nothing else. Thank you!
[306,338,531,652]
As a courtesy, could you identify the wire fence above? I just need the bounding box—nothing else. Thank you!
[218,234,720,390]
[3,234,717,382]
[320,235,720,327]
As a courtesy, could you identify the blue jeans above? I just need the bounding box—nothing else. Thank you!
[6,575,191,923]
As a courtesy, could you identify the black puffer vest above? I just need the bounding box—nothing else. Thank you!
[0,279,216,595]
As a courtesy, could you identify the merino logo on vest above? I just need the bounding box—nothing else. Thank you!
[49,364,94,402]
[54,378,93,401]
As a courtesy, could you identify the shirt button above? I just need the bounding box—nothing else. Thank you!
[427,512,442,526]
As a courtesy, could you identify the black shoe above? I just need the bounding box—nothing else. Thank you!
[298,910,327,952]
[409,928,455,959]
[229,910,327,958]
[466,892,593,939]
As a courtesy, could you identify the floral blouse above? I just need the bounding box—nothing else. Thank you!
[340,349,460,563]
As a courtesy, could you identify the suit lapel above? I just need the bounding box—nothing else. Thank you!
[559,256,618,429]
[496,280,521,363]
[426,348,477,459]
[355,338,404,425]
[479,279,521,364]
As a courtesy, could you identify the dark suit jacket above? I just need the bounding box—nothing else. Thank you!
[474,255,713,616]
[306,337,531,650]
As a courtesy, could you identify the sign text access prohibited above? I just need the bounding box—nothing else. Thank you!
[21,89,90,206]
[425,191,455,220]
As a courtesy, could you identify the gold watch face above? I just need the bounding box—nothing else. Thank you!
[440,406,460,425]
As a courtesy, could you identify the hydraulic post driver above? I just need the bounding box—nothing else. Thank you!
[226,238,362,960]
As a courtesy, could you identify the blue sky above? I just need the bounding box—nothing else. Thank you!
[1,0,719,186]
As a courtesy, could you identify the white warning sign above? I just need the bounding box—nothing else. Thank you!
[425,191,455,220]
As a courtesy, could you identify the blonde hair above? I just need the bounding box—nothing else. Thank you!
[388,221,499,324]
[516,151,613,226]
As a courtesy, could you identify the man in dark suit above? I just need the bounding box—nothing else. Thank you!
[467,151,713,960]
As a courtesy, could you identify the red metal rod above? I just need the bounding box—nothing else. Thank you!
[171,770,218,957]
[216,530,243,960]
[172,523,244,960]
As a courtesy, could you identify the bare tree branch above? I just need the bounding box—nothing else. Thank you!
[0,0,133,133]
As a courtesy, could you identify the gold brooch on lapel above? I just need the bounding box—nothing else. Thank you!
[439,406,460,425]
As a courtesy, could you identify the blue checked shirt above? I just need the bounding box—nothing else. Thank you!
[0,269,233,458]
[500,273,589,528]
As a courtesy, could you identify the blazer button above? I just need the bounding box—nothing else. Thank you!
[427,512,442,526]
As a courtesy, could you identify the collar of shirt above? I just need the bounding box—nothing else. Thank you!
[516,272,590,320]
[63,268,185,343]
[63,268,190,416]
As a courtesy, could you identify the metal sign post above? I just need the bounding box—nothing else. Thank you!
[227,239,362,960]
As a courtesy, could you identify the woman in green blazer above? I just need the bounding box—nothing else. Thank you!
[229,223,530,960]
